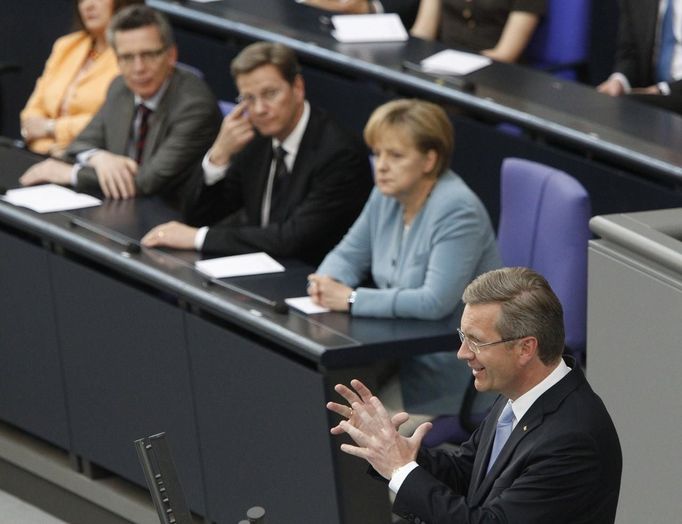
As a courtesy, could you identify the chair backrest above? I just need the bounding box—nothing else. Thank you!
[176,61,204,79]
[497,158,591,357]
[218,99,236,117]
[525,0,592,79]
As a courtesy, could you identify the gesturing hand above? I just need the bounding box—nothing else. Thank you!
[326,379,432,479]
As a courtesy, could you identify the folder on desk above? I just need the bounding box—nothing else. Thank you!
[331,13,408,43]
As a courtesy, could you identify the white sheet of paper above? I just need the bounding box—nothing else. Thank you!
[195,252,285,279]
[420,49,492,75]
[1,184,101,213]
[331,13,408,43]
[285,296,330,315]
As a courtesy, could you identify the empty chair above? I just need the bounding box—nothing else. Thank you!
[423,157,591,447]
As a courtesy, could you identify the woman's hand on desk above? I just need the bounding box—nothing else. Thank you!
[141,221,198,250]
[19,158,72,187]
[307,273,353,312]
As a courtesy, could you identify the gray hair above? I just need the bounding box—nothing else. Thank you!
[462,267,565,365]
[107,5,175,51]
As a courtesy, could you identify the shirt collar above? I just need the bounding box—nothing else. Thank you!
[509,358,571,426]
[133,74,172,111]
[272,100,310,159]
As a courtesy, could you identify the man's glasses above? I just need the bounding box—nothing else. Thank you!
[117,47,167,67]
[457,328,526,354]
[236,87,284,108]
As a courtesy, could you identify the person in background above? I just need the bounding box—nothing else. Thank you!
[141,42,372,265]
[302,0,420,28]
[20,0,144,156]
[19,5,222,205]
[410,0,546,63]
[308,98,500,432]
[327,267,622,523]
[597,0,682,115]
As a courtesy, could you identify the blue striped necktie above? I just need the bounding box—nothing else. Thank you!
[487,401,515,473]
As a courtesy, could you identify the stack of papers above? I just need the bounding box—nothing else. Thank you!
[1,184,101,213]
[285,296,330,315]
[195,252,285,279]
[420,49,492,76]
[331,13,408,43]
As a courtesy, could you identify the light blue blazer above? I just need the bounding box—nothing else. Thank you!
[317,171,501,414]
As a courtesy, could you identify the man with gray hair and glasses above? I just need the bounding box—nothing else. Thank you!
[328,267,622,523]
[20,4,221,205]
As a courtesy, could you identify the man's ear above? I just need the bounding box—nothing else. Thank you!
[517,336,539,366]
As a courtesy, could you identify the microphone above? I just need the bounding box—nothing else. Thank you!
[69,217,141,255]
[203,278,289,315]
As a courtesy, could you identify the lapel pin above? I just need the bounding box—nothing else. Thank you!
[523,425,527,431]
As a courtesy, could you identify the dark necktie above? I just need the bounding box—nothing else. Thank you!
[135,104,153,165]
[487,401,515,473]
[268,145,289,224]
[657,0,676,83]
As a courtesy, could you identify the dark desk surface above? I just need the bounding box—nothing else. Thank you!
[148,0,682,185]
[0,144,458,368]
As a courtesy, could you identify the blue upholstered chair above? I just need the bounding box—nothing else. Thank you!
[525,0,592,80]
[218,100,236,117]
[422,158,591,447]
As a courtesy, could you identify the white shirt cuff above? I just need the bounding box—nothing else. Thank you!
[388,461,419,494]
[202,150,229,186]
[76,148,99,165]
[610,73,631,94]
[371,1,384,13]
[194,226,209,251]
[70,164,82,187]
[657,81,670,95]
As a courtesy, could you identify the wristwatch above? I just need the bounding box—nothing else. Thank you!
[347,289,357,312]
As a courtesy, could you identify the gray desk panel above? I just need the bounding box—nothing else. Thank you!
[50,255,207,515]
[185,314,387,524]
[0,229,70,449]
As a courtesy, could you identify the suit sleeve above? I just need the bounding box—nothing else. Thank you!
[201,135,372,261]
[380,0,420,28]
[612,0,639,82]
[394,431,604,524]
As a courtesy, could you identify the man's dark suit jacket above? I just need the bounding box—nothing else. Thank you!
[65,67,222,204]
[183,106,373,265]
[382,0,420,28]
[393,358,622,523]
[614,0,682,113]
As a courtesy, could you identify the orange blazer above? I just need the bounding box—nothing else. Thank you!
[21,31,120,154]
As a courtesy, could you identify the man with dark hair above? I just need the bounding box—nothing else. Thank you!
[328,267,622,523]
[142,41,372,265]
[20,5,221,204]
[303,0,419,28]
